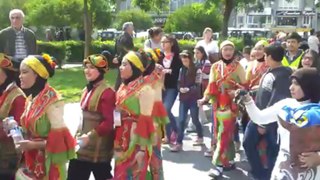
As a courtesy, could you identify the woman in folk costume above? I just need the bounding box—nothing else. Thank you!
[198,40,246,178]
[67,53,115,180]
[142,48,168,180]
[0,53,25,180]
[16,54,76,180]
[114,51,156,179]
[242,40,270,167]
[241,67,320,180]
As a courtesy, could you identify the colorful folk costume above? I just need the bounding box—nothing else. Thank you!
[143,48,169,180]
[244,40,270,167]
[16,55,76,180]
[68,54,115,180]
[245,68,320,180]
[114,51,156,179]
[0,53,26,180]
[205,41,246,177]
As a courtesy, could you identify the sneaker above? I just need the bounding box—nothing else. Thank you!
[170,132,177,144]
[204,149,213,157]
[223,163,236,171]
[170,144,182,152]
[193,138,204,146]
[186,126,196,133]
[208,166,223,178]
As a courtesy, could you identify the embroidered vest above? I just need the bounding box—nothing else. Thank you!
[77,82,114,163]
[0,85,24,175]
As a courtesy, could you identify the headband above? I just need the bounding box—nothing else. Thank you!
[144,48,159,63]
[84,54,108,71]
[0,53,16,71]
[125,51,145,72]
[23,54,56,79]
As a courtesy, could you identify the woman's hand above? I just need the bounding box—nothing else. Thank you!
[197,97,208,107]
[299,152,320,169]
[131,151,146,171]
[77,134,90,147]
[16,140,38,151]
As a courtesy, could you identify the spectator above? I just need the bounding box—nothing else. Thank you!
[240,46,252,70]
[282,32,304,69]
[243,45,292,180]
[0,9,36,61]
[144,27,163,49]
[160,35,182,144]
[196,27,219,63]
[299,49,320,71]
[170,50,203,152]
[113,22,135,90]
[308,29,320,53]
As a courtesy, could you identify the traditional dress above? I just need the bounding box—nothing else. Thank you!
[68,53,115,180]
[114,51,156,180]
[205,59,246,167]
[144,70,168,180]
[245,59,269,166]
[16,55,76,180]
[0,83,25,178]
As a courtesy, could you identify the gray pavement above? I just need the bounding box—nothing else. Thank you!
[64,98,251,180]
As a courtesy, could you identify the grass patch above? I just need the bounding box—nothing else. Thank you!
[48,68,117,102]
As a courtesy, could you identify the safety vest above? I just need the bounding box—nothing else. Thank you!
[282,52,304,69]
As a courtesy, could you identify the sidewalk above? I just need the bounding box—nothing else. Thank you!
[64,98,250,180]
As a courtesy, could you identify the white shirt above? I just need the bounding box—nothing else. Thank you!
[196,40,219,56]
[308,35,319,53]
[245,98,320,179]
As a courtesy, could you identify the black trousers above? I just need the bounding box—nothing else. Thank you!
[67,159,112,180]
[0,174,14,180]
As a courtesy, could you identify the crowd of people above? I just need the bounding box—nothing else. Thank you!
[1,8,320,180]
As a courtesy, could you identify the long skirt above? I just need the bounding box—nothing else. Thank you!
[212,109,236,167]
[114,120,149,180]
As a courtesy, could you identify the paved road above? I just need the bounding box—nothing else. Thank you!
[64,99,251,180]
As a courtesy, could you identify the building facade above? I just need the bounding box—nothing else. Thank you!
[231,0,318,31]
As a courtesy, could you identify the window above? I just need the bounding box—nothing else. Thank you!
[303,16,312,27]
[238,16,244,24]
[278,0,300,10]
[247,16,254,24]
[277,17,298,26]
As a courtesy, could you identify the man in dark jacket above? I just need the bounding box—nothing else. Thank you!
[113,22,134,90]
[243,45,292,180]
[0,9,37,61]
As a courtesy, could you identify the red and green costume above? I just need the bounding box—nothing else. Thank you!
[246,60,269,168]
[114,76,156,180]
[17,84,76,180]
[205,60,246,167]
[0,83,25,177]
[144,71,168,180]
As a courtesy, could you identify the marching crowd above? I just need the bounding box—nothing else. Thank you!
[1,8,320,180]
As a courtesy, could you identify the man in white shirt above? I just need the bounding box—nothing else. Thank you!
[308,29,319,53]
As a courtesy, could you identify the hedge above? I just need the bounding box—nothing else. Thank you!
[37,38,266,67]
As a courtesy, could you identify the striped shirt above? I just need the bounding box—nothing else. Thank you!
[14,29,27,59]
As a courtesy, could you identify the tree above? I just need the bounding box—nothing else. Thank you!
[164,3,222,34]
[113,9,153,31]
[131,0,169,13]
[210,0,256,38]
[24,0,83,27]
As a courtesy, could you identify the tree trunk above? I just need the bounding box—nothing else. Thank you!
[221,0,235,39]
[84,0,92,57]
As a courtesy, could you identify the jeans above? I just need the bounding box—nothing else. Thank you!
[177,101,203,144]
[67,159,112,180]
[163,88,178,139]
[243,121,279,179]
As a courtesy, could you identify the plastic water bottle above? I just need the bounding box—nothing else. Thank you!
[5,117,24,145]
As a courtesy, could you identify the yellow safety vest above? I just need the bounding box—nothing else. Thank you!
[282,52,304,69]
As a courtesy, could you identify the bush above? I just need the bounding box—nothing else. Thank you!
[37,37,267,67]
